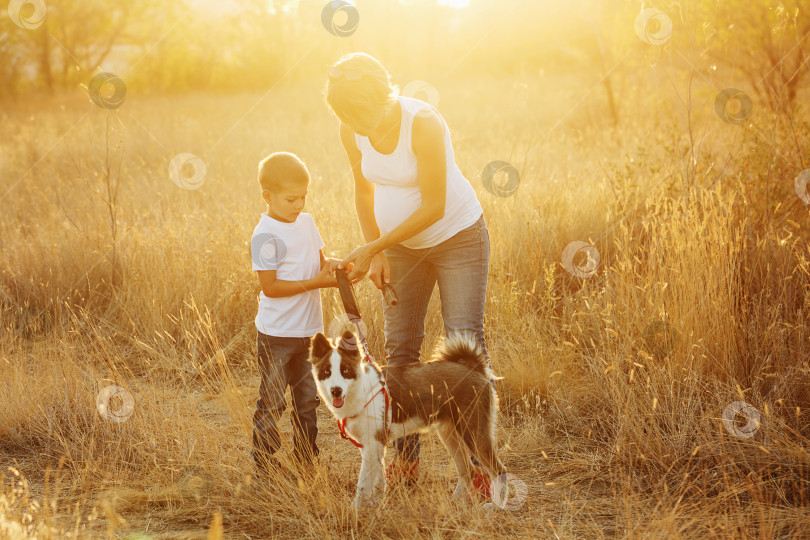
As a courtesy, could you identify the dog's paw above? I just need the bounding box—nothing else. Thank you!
[448,491,472,510]
[351,495,375,510]
[451,485,467,501]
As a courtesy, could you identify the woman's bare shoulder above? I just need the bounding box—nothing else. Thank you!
[411,106,445,152]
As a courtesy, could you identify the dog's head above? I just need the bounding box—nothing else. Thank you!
[309,330,364,412]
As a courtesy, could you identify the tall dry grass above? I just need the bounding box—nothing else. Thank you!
[1,74,808,538]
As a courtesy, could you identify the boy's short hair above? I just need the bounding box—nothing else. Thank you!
[258,152,310,193]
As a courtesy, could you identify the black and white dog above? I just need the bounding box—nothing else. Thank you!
[309,329,505,507]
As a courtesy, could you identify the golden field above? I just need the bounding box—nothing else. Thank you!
[1,1,810,538]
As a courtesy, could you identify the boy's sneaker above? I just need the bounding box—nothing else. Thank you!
[385,459,419,487]
[292,455,318,482]
[470,466,492,501]
[252,455,296,489]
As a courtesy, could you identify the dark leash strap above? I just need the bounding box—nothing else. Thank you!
[335,267,371,361]
[335,267,398,363]
[335,267,362,318]
[334,267,395,447]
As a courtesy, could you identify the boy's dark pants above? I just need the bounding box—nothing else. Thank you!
[251,332,319,471]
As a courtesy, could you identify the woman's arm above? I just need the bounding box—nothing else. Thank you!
[339,123,381,244]
[338,122,391,288]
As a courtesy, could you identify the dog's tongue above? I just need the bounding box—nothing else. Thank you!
[332,396,344,408]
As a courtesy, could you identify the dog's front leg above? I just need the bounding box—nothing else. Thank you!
[371,441,387,494]
[352,442,385,508]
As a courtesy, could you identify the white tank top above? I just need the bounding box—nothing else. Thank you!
[354,95,483,250]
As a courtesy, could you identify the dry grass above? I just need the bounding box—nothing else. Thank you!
[1,74,809,538]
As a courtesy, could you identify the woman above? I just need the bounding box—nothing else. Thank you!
[325,52,491,496]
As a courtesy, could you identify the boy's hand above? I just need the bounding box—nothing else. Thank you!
[323,258,342,277]
[314,261,338,288]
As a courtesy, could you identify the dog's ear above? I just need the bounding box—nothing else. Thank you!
[338,329,360,356]
[309,332,332,361]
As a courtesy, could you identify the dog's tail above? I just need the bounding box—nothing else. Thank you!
[434,332,503,380]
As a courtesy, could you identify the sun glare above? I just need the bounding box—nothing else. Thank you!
[186,0,246,16]
[438,0,470,7]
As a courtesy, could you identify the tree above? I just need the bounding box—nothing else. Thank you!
[701,0,810,112]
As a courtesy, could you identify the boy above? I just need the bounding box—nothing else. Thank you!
[250,151,339,480]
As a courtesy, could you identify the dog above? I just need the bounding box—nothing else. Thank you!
[309,329,506,508]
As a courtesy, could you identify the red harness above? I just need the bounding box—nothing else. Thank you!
[336,355,391,449]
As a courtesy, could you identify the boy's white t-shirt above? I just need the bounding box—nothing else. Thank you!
[251,212,325,337]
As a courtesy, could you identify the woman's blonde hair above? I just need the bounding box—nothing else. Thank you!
[324,52,399,132]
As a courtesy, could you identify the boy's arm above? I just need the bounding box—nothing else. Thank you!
[257,261,337,298]
[320,248,342,271]
[257,270,320,298]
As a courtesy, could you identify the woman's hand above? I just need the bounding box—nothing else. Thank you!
[367,253,390,290]
[339,243,379,283]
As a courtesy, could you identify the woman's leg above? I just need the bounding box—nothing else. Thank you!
[383,242,437,462]
[432,215,491,470]
[433,215,490,357]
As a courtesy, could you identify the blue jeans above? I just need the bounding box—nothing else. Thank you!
[251,332,320,470]
[382,214,490,462]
